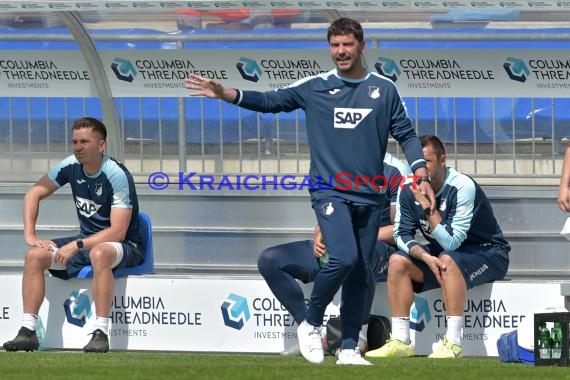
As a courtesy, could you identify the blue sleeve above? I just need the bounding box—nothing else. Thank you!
[47,155,78,188]
[107,165,134,209]
[432,179,475,251]
[384,165,401,205]
[235,78,309,113]
[394,186,421,254]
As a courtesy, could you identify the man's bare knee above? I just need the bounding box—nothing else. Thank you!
[439,254,459,271]
[388,254,409,273]
[24,247,51,269]
[89,244,116,270]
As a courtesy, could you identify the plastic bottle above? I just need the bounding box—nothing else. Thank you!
[538,322,551,359]
[319,249,329,268]
[551,322,562,359]
[36,316,46,351]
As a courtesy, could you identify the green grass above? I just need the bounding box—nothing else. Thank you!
[1,352,569,380]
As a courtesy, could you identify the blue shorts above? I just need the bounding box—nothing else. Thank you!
[394,243,509,293]
[48,235,144,280]
[372,241,396,282]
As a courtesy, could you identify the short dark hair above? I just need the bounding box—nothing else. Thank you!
[327,18,364,44]
[419,135,446,157]
[72,117,107,140]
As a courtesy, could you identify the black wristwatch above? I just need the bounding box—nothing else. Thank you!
[76,239,84,251]
[416,175,431,186]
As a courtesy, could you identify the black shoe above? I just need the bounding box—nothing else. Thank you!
[83,329,109,353]
[3,327,40,352]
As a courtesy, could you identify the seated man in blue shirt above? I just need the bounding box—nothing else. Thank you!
[366,135,510,359]
[258,153,411,354]
[3,117,142,353]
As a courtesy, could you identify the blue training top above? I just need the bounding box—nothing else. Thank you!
[235,69,426,205]
[394,167,510,256]
[47,154,141,245]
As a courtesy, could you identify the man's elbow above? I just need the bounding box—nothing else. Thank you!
[109,227,129,242]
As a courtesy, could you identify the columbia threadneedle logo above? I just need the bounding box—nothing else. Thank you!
[236,57,263,82]
[63,290,93,328]
[111,58,137,83]
[503,57,530,83]
[221,293,250,330]
[374,57,401,82]
[410,296,431,332]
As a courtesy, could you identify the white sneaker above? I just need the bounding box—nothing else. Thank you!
[336,347,373,366]
[297,320,324,364]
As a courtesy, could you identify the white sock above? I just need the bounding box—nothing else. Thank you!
[358,324,368,352]
[445,316,463,346]
[22,313,37,331]
[391,317,410,345]
[94,317,109,335]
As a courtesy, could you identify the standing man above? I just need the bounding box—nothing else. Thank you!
[3,117,143,353]
[257,153,412,355]
[185,18,434,365]
[366,135,510,359]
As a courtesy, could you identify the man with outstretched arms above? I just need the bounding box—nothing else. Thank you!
[185,18,434,365]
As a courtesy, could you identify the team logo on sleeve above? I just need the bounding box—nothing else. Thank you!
[333,108,372,129]
[75,196,102,217]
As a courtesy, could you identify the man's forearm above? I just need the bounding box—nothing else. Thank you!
[378,225,395,245]
[221,87,238,103]
[23,193,41,242]
[408,244,428,262]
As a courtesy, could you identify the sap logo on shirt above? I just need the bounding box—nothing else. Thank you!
[333,108,372,129]
[75,196,102,217]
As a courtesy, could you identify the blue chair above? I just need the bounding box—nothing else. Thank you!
[76,211,154,278]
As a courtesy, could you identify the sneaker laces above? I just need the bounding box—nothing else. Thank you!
[307,326,324,352]
[348,347,362,356]
[338,347,372,365]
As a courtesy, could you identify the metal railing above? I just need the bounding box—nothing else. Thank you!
[1,28,568,185]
